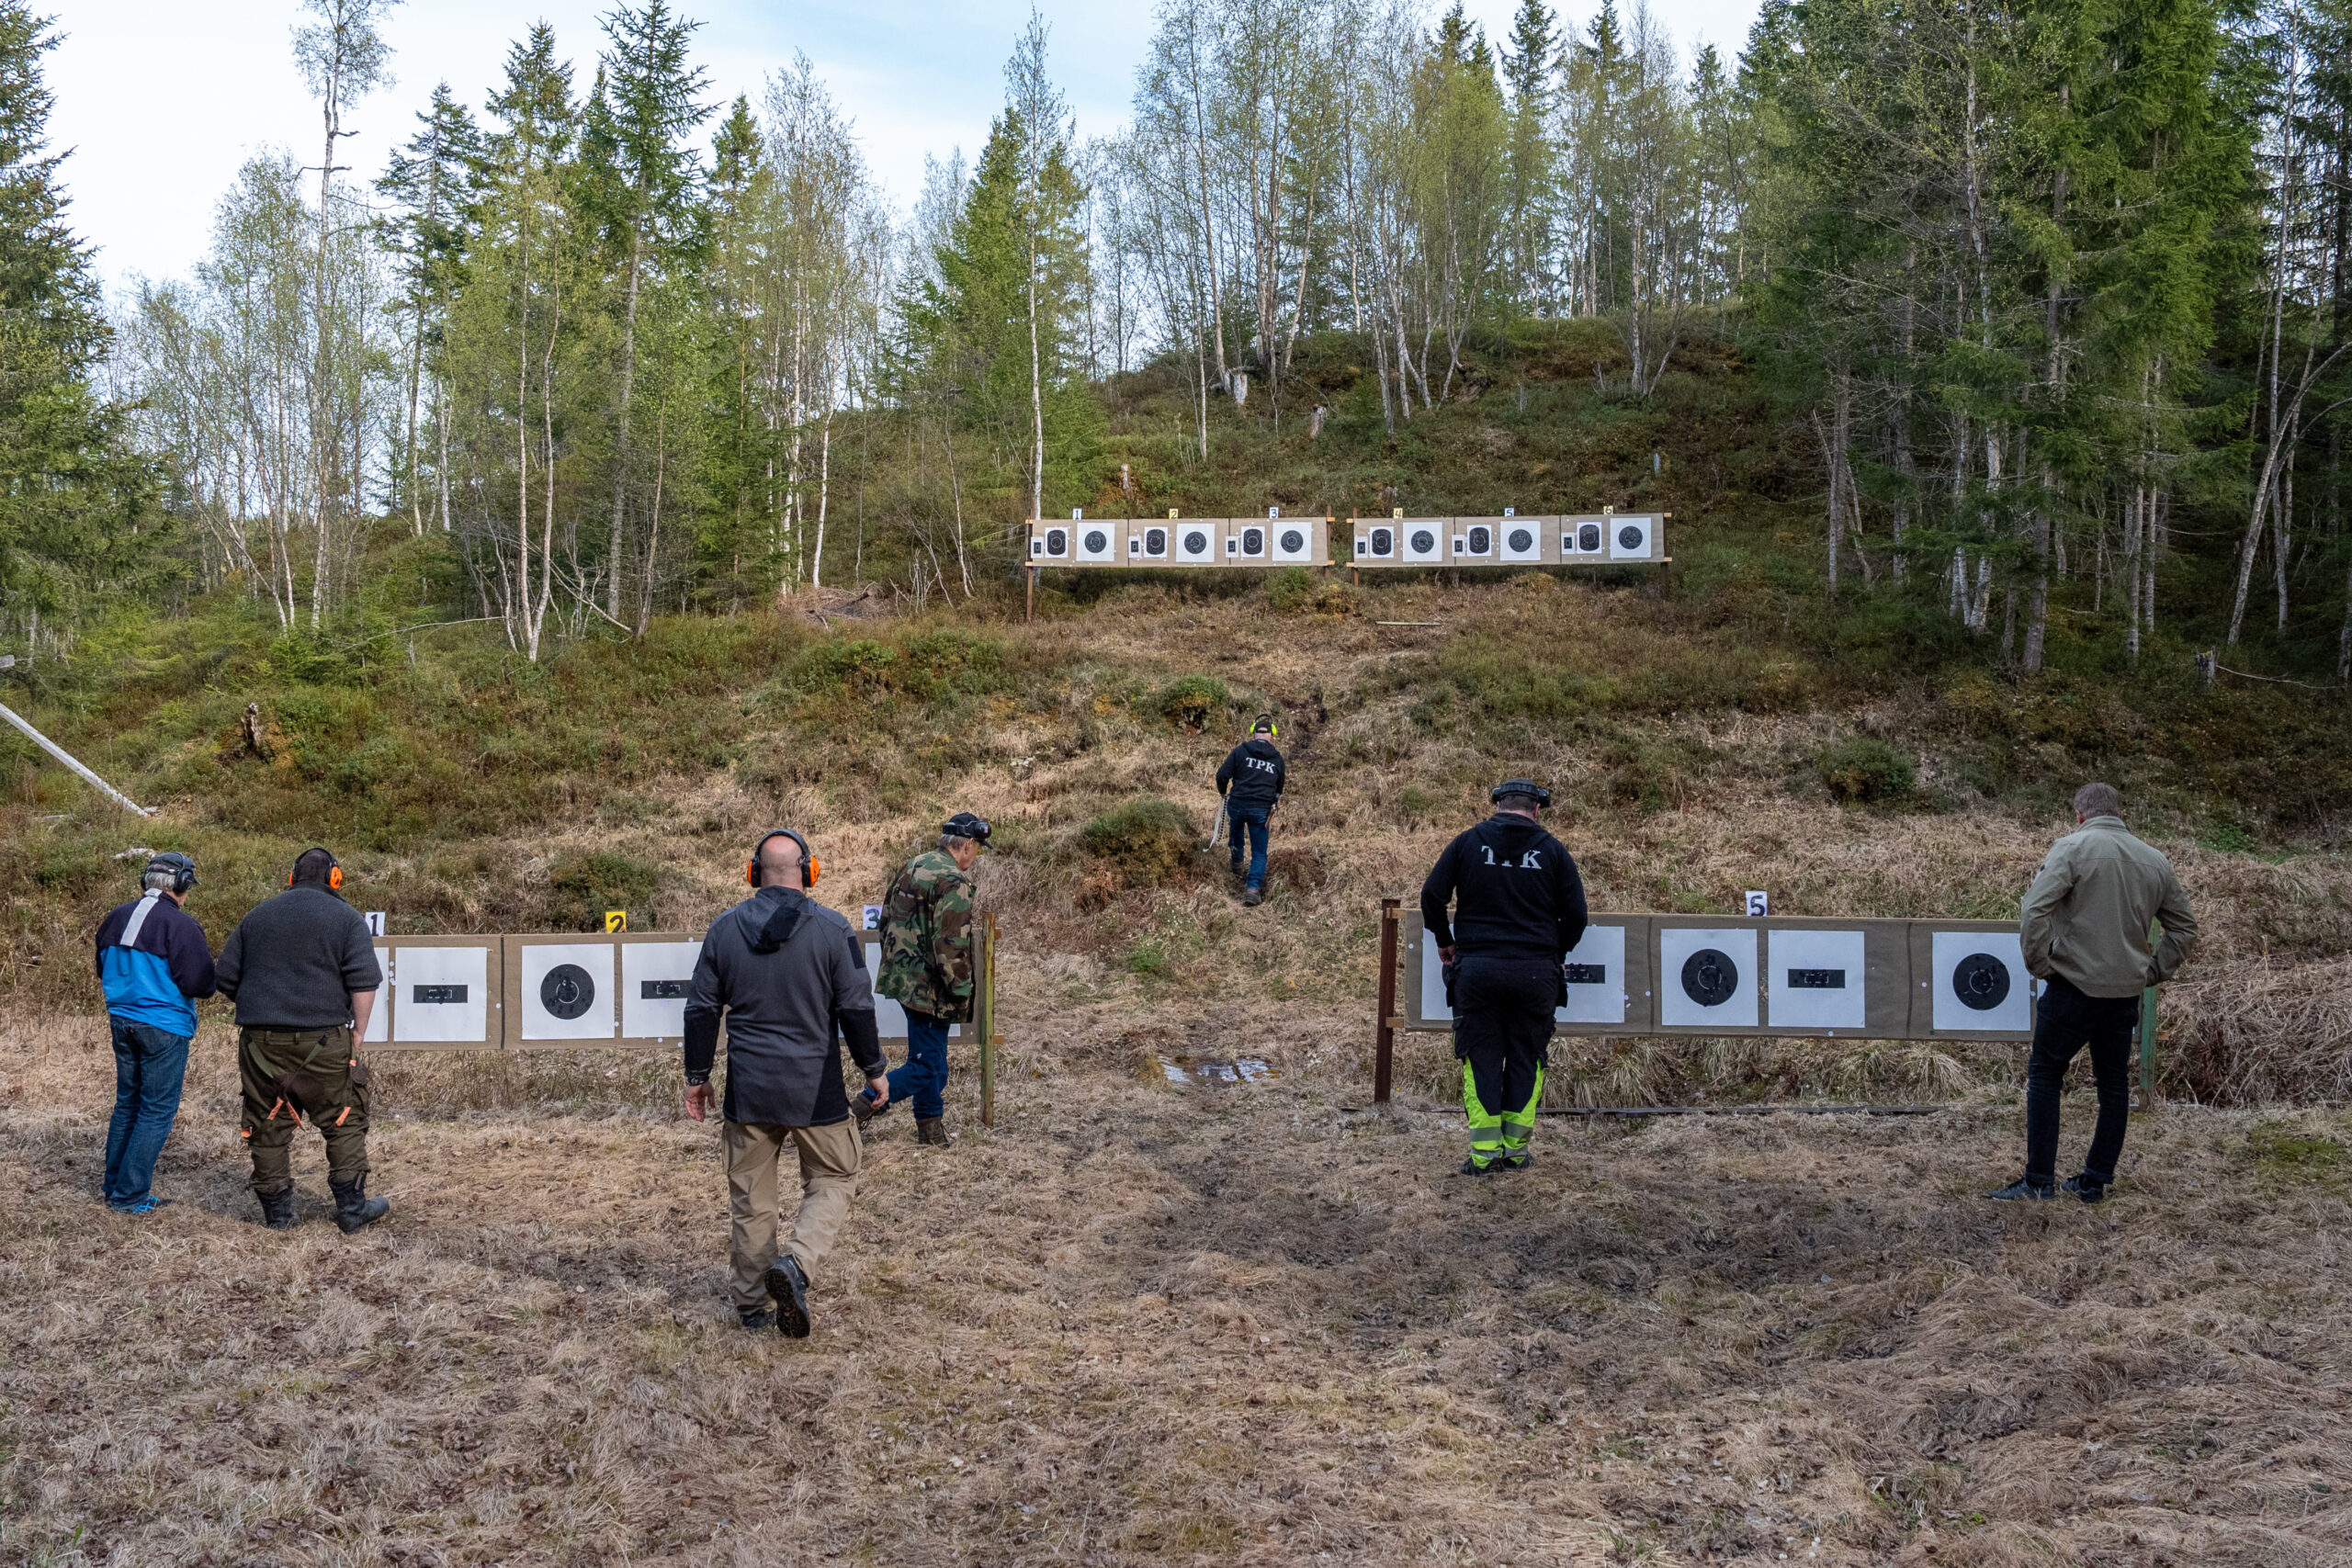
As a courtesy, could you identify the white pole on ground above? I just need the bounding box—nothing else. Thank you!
[0,689,153,817]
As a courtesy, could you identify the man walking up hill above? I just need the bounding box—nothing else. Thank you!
[864,812,987,1146]
[1216,715,1286,907]
[1987,783,2198,1204]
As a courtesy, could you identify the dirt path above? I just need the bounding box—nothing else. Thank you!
[5,1016,2349,1568]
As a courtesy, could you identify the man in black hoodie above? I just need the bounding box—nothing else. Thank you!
[1420,780,1588,1175]
[1215,715,1287,907]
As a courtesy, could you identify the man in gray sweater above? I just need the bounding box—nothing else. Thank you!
[1988,784,2199,1204]
[683,829,888,1337]
[214,847,388,1234]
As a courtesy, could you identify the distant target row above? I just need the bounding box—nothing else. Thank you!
[1023,511,1665,568]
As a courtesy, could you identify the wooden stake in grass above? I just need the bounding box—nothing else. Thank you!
[1374,897,1399,1105]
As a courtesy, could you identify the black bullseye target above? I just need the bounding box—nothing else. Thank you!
[540,964,595,1021]
[1680,948,1739,1009]
[1952,952,2011,1011]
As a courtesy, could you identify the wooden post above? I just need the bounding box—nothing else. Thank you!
[1024,566,1036,624]
[979,910,999,1128]
[1374,897,1399,1104]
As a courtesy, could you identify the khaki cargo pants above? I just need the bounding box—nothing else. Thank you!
[239,1026,368,1192]
[724,1119,861,1311]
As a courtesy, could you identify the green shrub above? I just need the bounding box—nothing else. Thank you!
[548,851,662,931]
[1265,566,1315,611]
[1154,674,1229,731]
[1079,797,1198,882]
[1817,737,1916,804]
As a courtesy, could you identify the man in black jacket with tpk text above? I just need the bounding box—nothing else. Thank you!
[1216,714,1287,906]
[683,829,888,1338]
[1420,779,1588,1175]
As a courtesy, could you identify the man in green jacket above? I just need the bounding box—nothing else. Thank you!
[1988,783,2198,1204]
[861,812,986,1145]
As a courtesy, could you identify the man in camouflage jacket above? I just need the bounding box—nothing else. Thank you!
[865,811,987,1145]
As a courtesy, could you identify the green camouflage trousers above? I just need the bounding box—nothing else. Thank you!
[239,1026,369,1192]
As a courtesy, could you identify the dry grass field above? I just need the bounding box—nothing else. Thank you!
[6,581,2352,1566]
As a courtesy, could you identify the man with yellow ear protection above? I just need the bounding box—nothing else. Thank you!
[681,829,887,1337]
[1216,715,1286,907]
[213,846,387,1233]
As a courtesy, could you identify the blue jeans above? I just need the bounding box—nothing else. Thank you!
[106,1019,191,1207]
[1227,803,1270,889]
[886,1011,951,1120]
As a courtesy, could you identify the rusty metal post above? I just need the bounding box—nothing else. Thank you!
[1374,897,1399,1104]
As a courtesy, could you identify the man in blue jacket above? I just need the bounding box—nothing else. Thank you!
[94,852,216,1214]
[1216,715,1287,907]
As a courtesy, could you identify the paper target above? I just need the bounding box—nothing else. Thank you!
[862,941,961,1040]
[519,942,616,1041]
[1929,931,2035,1032]
[1357,525,1396,560]
[621,940,701,1040]
[1609,515,1656,559]
[393,944,492,1043]
[1131,525,1170,560]
[1402,521,1443,562]
[1458,524,1492,559]
[1031,525,1069,559]
[1076,523,1116,561]
[1419,933,1452,1021]
[1556,923,1629,1024]
[1501,520,1544,562]
[365,946,390,1043]
[1658,927,1759,1028]
[1563,520,1604,556]
[1765,928,1867,1032]
[1177,524,1216,561]
[1273,522,1312,561]
[1227,525,1267,559]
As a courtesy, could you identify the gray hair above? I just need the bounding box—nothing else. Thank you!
[141,868,178,893]
[939,833,966,853]
[2074,782,2124,819]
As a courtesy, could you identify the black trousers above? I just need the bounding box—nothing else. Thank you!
[2024,974,2141,1185]
[1455,955,1557,1156]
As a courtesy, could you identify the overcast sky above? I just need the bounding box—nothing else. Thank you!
[53,0,1763,294]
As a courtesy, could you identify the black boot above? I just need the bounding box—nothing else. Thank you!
[330,1174,390,1235]
[257,1187,298,1230]
[765,1255,811,1338]
[1984,1175,2056,1201]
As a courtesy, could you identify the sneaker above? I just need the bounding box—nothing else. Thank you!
[738,1306,776,1330]
[2063,1175,2107,1204]
[1243,886,1263,907]
[1457,1157,1500,1178]
[108,1197,174,1215]
[1984,1177,2056,1201]
[765,1255,811,1338]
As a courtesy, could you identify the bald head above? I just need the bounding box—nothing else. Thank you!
[756,833,805,888]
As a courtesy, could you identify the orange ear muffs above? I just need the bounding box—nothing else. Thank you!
[749,829,818,890]
[289,849,344,890]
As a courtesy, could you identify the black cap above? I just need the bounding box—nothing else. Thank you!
[943,811,992,844]
[145,852,198,892]
[1490,778,1552,807]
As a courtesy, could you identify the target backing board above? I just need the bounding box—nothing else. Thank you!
[862,941,963,1041]
[508,937,618,1045]
[1912,924,2039,1039]
[363,948,390,1044]
[1655,920,1762,1031]
[1398,911,1654,1033]
[1758,920,1910,1037]
[619,935,703,1043]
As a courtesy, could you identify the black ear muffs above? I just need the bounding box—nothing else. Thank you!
[749,829,819,889]
[146,853,198,896]
[288,848,343,891]
[1490,778,1553,808]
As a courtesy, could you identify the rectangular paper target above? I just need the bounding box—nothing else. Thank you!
[1354,522,1398,561]
[1224,519,1269,560]
[1171,520,1221,565]
[1453,519,1498,561]
[1398,911,1653,1034]
[1657,923,1761,1030]
[1130,522,1171,561]
[1073,518,1120,561]
[365,946,390,1043]
[620,939,701,1041]
[514,939,617,1043]
[391,943,493,1044]
[1027,522,1072,560]
[1556,921,1631,1025]
[862,941,961,1041]
[1399,518,1445,562]
[1270,517,1323,562]
[1919,927,2038,1037]
[1764,928,1867,1032]
[1562,517,1608,557]
[1498,516,1548,563]
[1607,514,1659,560]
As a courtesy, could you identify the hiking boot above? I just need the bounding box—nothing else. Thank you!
[1243,886,1263,907]
[2064,1175,2108,1204]
[917,1116,956,1147]
[1497,1154,1531,1172]
[257,1187,298,1230]
[330,1175,390,1235]
[765,1255,811,1339]
[1457,1157,1500,1178]
[738,1306,776,1330]
[1984,1176,2056,1202]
